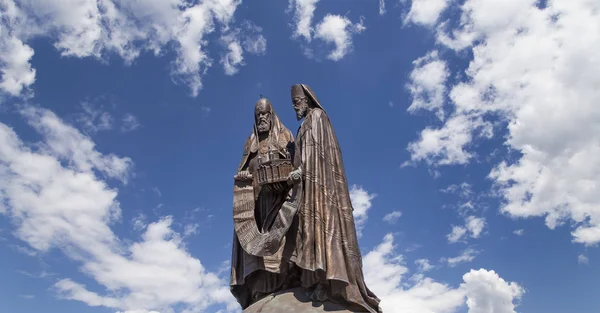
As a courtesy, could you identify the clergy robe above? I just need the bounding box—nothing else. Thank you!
[230,101,295,309]
[287,85,382,313]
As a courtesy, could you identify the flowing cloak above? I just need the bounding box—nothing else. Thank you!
[230,101,296,309]
[287,85,382,313]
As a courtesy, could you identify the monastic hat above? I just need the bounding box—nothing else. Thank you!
[290,84,325,112]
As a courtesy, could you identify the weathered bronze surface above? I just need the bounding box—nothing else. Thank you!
[230,97,296,308]
[230,88,382,313]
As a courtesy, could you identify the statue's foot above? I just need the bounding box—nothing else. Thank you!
[309,283,329,302]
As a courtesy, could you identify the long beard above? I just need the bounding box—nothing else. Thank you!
[295,107,306,120]
[257,120,270,132]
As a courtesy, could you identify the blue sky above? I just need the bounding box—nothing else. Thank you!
[0,1,599,313]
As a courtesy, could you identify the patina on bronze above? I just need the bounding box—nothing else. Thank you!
[230,89,382,313]
[230,97,298,308]
[285,84,382,313]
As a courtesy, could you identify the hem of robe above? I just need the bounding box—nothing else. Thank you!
[287,264,381,313]
[231,269,289,309]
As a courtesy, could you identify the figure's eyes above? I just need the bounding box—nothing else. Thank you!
[292,97,306,105]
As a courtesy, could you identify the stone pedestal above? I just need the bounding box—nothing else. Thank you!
[243,287,359,313]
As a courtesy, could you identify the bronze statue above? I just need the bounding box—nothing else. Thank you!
[284,84,382,313]
[230,97,296,308]
[230,89,382,313]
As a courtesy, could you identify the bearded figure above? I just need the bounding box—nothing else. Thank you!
[285,84,382,313]
[230,97,297,309]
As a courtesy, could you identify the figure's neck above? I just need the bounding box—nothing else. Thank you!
[302,107,316,120]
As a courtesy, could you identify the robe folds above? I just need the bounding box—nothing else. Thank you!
[288,104,382,313]
[230,103,295,309]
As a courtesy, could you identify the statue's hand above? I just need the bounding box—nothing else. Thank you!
[234,170,252,181]
[287,168,302,186]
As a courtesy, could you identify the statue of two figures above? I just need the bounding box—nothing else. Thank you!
[231,85,382,313]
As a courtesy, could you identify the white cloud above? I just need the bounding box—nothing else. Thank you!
[19,106,132,183]
[288,0,365,61]
[415,258,434,272]
[447,225,468,243]
[405,0,451,26]
[383,210,403,224]
[407,50,449,120]
[442,182,472,195]
[447,216,486,243]
[349,185,375,237]
[406,113,493,166]
[466,216,485,238]
[315,14,365,61]
[443,247,479,267]
[364,234,523,313]
[578,254,589,265]
[242,33,267,55]
[462,269,525,313]
[77,102,114,134]
[513,229,524,236]
[76,102,140,134]
[0,35,36,97]
[220,21,267,75]
[0,0,262,98]
[132,213,147,231]
[220,35,244,76]
[183,223,200,237]
[406,1,600,245]
[289,0,320,41]
[0,105,237,313]
[121,113,141,132]
[379,0,386,15]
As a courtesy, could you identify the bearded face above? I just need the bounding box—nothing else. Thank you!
[292,96,308,121]
[255,102,272,133]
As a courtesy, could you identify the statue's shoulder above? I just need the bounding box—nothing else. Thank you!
[243,134,255,153]
[310,108,332,127]
[312,107,325,118]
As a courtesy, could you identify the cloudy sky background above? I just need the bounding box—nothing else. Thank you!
[0,0,598,312]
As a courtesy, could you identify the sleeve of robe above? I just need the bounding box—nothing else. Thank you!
[293,108,381,313]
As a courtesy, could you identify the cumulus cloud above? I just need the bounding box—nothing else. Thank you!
[0,105,236,312]
[0,35,36,97]
[0,0,263,98]
[406,0,600,246]
[407,113,493,166]
[462,269,525,313]
[383,210,403,224]
[405,0,451,26]
[364,234,523,313]
[314,14,365,61]
[349,185,375,237]
[288,0,365,60]
[407,50,449,120]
